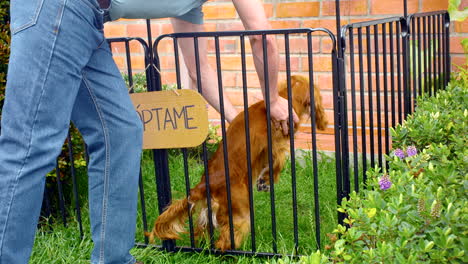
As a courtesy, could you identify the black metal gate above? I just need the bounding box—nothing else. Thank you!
[139,28,338,256]
[335,10,451,202]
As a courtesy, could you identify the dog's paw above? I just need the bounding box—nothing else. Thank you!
[256,177,270,192]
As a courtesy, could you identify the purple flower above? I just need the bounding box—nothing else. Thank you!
[406,146,418,157]
[379,175,392,190]
[394,148,406,159]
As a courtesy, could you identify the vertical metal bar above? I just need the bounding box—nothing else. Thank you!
[146,19,158,92]
[396,22,403,124]
[151,41,175,251]
[423,16,428,94]
[389,22,396,129]
[432,15,437,93]
[402,17,411,118]
[444,12,451,85]
[181,149,195,247]
[437,14,442,90]
[214,36,236,249]
[332,49,344,224]
[335,0,342,55]
[411,17,417,111]
[193,36,216,249]
[382,24,390,160]
[374,24,383,168]
[55,160,67,227]
[137,39,151,246]
[125,40,134,93]
[138,168,149,245]
[307,32,321,249]
[152,36,176,251]
[284,33,299,253]
[348,29,359,193]
[67,132,83,239]
[417,17,422,96]
[366,26,375,169]
[152,148,174,250]
[84,142,89,165]
[403,0,408,18]
[240,34,256,252]
[338,35,350,201]
[42,181,52,226]
[427,16,433,96]
[357,28,367,186]
[262,34,278,254]
[172,38,196,247]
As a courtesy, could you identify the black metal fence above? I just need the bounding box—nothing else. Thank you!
[145,28,337,256]
[335,10,451,200]
[25,6,451,260]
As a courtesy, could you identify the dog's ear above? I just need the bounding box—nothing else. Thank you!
[313,85,328,131]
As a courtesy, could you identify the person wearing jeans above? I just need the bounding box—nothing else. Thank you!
[0,0,143,263]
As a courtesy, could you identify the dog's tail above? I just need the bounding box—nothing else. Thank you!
[145,198,190,242]
[145,183,208,242]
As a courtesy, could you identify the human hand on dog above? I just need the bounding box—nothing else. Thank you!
[270,96,299,136]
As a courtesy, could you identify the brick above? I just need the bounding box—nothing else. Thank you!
[269,20,302,29]
[303,56,333,72]
[450,37,466,54]
[127,24,159,38]
[203,5,237,20]
[154,38,176,54]
[109,42,143,58]
[321,37,334,53]
[159,55,176,70]
[160,71,177,86]
[276,2,320,18]
[216,22,245,31]
[220,72,238,88]
[208,56,256,71]
[113,56,125,70]
[451,56,467,70]
[207,39,238,54]
[370,0,418,15]
[225,90,262,107]
[278,55,301,72]
[421,0,448,12]
[161,23,174,35]
[242,73,262,88]
[208,106,221,120]
[298,125,334,136]
[276,37,320,54]
[295,130,335,151]
[129,56,146,70]
[321,0,368,16]
[104,23,126,38]
[454,20,468,33]
[461,0,468,9]
[203,23,218,32]
[264,3,274,18]
[303,19,338,35]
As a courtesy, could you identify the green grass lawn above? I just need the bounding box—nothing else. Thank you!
[31,148,338,263]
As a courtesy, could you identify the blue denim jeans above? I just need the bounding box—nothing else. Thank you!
[0,0,143,263]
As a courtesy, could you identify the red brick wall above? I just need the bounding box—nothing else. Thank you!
[105,0,467,152]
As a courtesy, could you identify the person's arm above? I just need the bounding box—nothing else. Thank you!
[170,18,239,123]
[233,0,299,135]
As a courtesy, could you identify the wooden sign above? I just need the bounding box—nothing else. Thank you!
[130,89,209,149]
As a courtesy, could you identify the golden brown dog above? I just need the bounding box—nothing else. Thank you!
[146,75,328,250]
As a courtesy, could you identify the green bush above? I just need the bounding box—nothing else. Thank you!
[288,73,467,264]
[0,0,10,113]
